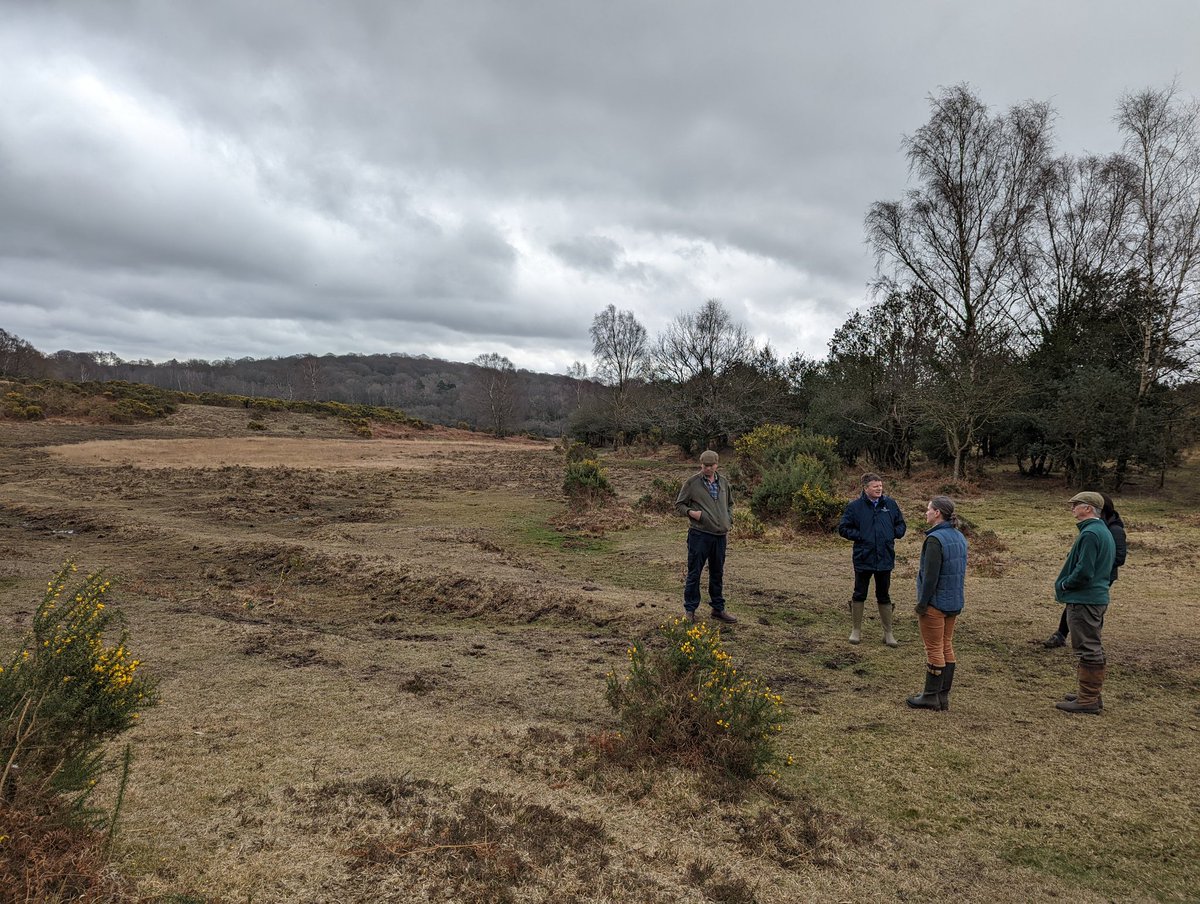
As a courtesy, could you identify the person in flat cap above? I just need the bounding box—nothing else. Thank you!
[674,450,737,624]
[1052,491,1116,714]
[1043,492,1127,650]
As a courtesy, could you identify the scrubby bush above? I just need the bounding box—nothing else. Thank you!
[557,438,594,462]
[0,563,156,817]
[605,618,789,779]
[790,481,843,529]
[563,459,615,509]
[2,391,44,420]
[730,424,841,530]
[635,476,679,514]
[110,398,158,422]
[733,507,766,539]
[733,424,840,485]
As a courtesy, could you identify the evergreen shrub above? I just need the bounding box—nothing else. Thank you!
[0,564,157,818]
[605,618,789,779]
[563,459,615,509]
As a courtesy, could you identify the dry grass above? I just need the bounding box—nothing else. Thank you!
[0,405,1197,902]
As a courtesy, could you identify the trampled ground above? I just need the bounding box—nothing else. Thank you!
[1,405,1197,902]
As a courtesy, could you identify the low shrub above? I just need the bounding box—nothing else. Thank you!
[791,481,843,530]
[557,438,594,462]
[751,454,830,520]
[247,420,266,431]
[564,459,615,509]
[732,425,841,530]
[110,398,158,423]
[635,476,679,514]
[2,391,44,420]
[605,618,789,779]
[0,563,157,817]
[733,507,766,539]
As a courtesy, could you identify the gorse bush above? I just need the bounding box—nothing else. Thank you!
[605,618,789,779]
[733,424,840,486]
[563,459,615,509]
[635,476,678,514]
[0,563,156,818]
[3,391,44,420]
[731,424,840,529]
[733,507,766,539]
[791,481,843,529]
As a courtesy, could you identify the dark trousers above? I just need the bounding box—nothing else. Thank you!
[1066,605,1106,665]
[852,569,892,606]
[685,529,727,612]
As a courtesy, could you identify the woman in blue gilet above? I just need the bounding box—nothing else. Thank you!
[906,495,968,711]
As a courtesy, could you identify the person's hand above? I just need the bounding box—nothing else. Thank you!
[915,602,928,616]
[689,509,701,521]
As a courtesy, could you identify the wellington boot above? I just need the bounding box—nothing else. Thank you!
[879,603,898,647]
[937,661,956,711]
[848,600,864,644]
[906,665,943,709]
[1056,662,1105,714]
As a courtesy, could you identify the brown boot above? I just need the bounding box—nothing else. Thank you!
[1056,662,1105,714]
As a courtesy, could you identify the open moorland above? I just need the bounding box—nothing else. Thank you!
[1,405,1198,903]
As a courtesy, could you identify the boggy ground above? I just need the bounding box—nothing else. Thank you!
[1,405,1198,903]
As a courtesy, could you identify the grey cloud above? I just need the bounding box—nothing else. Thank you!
[2,1,1198,369]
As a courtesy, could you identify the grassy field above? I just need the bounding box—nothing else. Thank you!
[1,405,1198,903]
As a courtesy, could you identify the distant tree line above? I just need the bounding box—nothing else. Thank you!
[4,83,1198,487]
[0,332,580,438]
[575,83,1200,489]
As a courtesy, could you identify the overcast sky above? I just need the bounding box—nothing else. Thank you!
[2,2,1198,374]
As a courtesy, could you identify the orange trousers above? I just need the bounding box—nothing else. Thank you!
[918,608,957,668]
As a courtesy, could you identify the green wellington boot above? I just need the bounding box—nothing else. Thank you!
[879,602,898,647]
[937,661,955,711]
[848,600,864,644]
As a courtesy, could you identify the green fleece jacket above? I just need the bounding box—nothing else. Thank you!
[1055,517,1116,606]
[675,473,733,536]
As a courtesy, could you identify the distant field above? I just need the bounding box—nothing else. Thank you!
[1,405,1197,903]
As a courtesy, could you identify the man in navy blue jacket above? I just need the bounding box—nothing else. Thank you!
[838,473,907,646]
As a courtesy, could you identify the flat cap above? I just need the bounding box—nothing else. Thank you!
[1069,491,1104,510]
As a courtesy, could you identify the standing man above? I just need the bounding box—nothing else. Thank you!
[1053,491,1116,715]
[675,450,738,624]
[838,473,906,646]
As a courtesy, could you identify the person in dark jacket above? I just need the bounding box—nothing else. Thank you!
[837,473,906,646]
[1042,492,1126,648]
[906,496,968,710]
[1053,491,1116,714]
[674,450,738,624]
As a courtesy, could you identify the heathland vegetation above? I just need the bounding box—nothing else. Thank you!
[1,80,1199,901]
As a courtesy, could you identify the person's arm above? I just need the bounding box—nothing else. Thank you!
[893,499,907,540]
[837,501,860,541]
[916,536,941,613]
[1059,531,1101,591]
[675,478,696,520]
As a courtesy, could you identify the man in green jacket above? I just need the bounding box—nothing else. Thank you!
[675,450,738,625]
[1053,491,1116,714]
